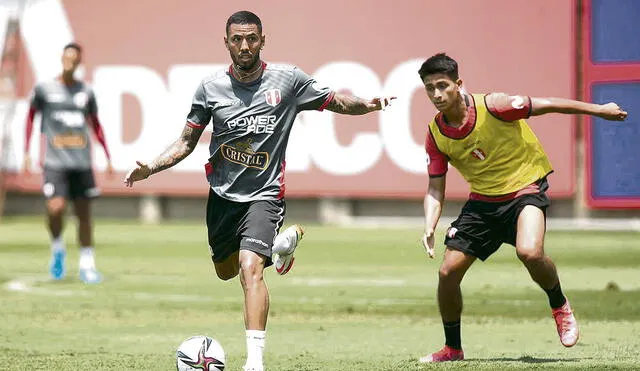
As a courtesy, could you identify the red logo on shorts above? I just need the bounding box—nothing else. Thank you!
[264,89,282,107]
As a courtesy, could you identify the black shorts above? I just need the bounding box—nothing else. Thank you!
[444,180,551,261]
[43,168,99,200]
[206,189,285,266]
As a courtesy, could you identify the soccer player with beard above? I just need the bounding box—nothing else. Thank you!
[24,43,113,284]
[124,11,394,371]
[417,53,627,362]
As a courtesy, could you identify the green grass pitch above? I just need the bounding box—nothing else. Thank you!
[1,218,639,370]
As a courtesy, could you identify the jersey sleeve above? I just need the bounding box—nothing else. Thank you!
[186,80,212,128]
[291,67,334,112]
[29,84,44,111]
[485,93,532,122]
[425,127,448,177]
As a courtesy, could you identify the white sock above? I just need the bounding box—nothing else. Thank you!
[51,237,65,252]
[79,247,96,270]
[244,330,265,368]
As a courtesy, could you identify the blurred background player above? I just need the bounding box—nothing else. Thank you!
[23,42,113,284]
[418,53,628,362]
[124,10,394,371]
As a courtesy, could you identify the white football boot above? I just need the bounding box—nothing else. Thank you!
[273,225,304,275]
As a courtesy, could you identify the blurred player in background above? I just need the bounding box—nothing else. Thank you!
[418,53,627,362]
[124,10,394,371]
[23,43,113,284]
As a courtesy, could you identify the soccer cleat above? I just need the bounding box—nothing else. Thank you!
[79,268,103,284]
[274,224,304,276]
[49,250,66,280]
[418,345,464,363]
[552,298,579,347]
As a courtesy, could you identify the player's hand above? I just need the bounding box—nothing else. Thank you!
[421,229,436,259]
[124,161,151,187]
[598,102,628,121]
[106,161,115,178]
[22,155,31,175]
[371,96,396,111]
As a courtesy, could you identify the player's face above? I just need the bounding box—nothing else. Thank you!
[422,73,462,112]
[225,24,264,70]
[61,48,81,74]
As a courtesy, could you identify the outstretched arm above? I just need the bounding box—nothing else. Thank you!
[422,175,446,258]
[325,93,395,115]
[124,123,205,187]
[530,97,627,121]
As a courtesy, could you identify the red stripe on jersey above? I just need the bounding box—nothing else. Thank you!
[469,181,540,202]
[204,161,213,176]
[186,121,206,129]
[24,106,36,151]
[89,113,111,160]
[277,160,286,199]
[318,91,335,112]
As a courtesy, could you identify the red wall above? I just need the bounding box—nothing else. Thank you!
[8,0,576,199]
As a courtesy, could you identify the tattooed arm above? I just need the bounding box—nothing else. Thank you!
[124,123,205,187]
[325,93,395,115]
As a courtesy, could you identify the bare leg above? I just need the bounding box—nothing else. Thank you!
[239,249,268,370]
[46,196,67,279]
[438,248,476,323]
[516,205,578,347]
[72,198,93,247]
[239,250,269,330]
[516,205,559,291]
[46,196,66,239]
[420,247,475,362]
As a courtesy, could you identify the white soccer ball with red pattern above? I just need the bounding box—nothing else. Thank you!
[176,335,225,371]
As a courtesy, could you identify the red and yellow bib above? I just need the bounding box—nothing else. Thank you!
[428,94,552,196]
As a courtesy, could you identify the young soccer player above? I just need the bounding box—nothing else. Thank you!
[418,53,627,362]
[24,43,113,284]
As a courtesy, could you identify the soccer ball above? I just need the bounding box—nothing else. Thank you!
[176,335,226,371]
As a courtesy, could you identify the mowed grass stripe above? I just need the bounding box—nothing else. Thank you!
[0,218,638,370]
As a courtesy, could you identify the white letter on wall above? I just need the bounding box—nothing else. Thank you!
[93,66,170,171]
[307,62,383,175]
[381,59,427,174]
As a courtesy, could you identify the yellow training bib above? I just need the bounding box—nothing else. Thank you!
[429,94,553,196]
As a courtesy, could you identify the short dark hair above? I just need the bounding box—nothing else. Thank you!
[418,53,458,81]
[63,42,82,54]
[226,10,262,35]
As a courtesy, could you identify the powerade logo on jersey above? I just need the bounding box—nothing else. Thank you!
[221,139,269,170]
[226,115,276,134]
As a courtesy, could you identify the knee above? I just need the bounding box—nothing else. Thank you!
[48,204,65,218]
[439,264,462,283]
[239,261,264,287]
[517,243,545,264]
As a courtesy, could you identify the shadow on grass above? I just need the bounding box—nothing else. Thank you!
[466,355,583,363]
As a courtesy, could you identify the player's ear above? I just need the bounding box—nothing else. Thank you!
[223,37,229,51]
[456,79,463,88]
[261,35,265,49]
